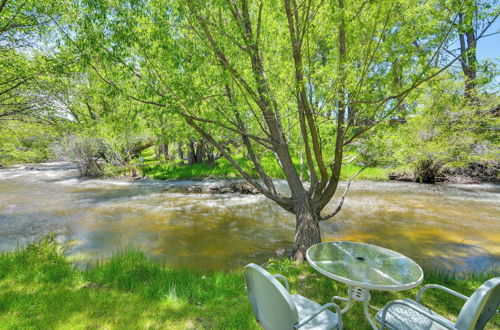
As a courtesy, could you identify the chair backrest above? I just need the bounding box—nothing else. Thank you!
[455,277,500,330]
[244,263,299,330]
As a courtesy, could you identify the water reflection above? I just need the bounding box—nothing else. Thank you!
[0,162,498,272]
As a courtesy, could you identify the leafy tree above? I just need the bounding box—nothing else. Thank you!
[362,65,499,182]
[451,0,499,102]
[58,0,497,260]
[1,0,62,122]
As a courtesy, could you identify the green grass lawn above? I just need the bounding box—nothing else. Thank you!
[1,237,498,329]
[136,147,391,181]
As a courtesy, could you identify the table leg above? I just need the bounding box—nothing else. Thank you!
[332,286,353,314]
[361,289,378,330]
[333,287,380,329]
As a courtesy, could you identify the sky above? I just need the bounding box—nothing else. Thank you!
[477,18,500,61]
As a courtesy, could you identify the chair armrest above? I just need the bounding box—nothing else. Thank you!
[379,300,457,330]
[273,274,290,292]
[417,284,469,303]
[295,302,343,330]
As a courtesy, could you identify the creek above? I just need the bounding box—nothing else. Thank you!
[0,162,498,272]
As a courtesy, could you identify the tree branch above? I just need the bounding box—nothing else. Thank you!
[319,165,367,221]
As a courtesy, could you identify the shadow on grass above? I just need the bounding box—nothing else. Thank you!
[265,258,500,330]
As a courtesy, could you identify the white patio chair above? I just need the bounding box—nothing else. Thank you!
[376,277,500,330]
[244,263,342,330]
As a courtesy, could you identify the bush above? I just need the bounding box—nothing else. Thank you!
[413,159,443,183]
[53,135,125,177]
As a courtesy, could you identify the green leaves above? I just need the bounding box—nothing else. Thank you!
[3,0,497,190]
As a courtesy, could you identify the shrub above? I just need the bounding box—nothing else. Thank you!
[53,135,125,177]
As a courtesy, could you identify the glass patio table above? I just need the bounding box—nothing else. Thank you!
[306,241,423,329]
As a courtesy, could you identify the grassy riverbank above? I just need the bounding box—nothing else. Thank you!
[1,237,498,329]
[136,147,392,181]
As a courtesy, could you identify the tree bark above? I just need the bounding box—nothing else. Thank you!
[187,139,205,164]
[177,143,185,164]
[187,140,196,165]
[159,142,168,161]
[292,194,321,262]
[458,2,478,104]
[195,140,205,163]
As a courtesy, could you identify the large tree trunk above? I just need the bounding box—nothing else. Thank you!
[463,26,477,103]
[458,3,478,104]
[292,195,321,262]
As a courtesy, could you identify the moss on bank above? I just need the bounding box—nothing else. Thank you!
[1,237,498,329]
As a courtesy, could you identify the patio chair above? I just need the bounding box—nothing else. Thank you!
[376,277,500,330]
[244,263,342,330]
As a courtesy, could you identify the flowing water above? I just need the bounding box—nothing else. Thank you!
[0,162,498,273]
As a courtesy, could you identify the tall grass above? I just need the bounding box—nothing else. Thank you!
[0,239,255,329]
[0,238,498,329]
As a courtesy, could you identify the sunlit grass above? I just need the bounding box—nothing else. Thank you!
[1,238,497,329]
[137,147,391,181]
[340,164,390,181]
[0,238,256,329]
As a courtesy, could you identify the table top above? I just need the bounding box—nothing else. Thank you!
[306,241,423,291]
